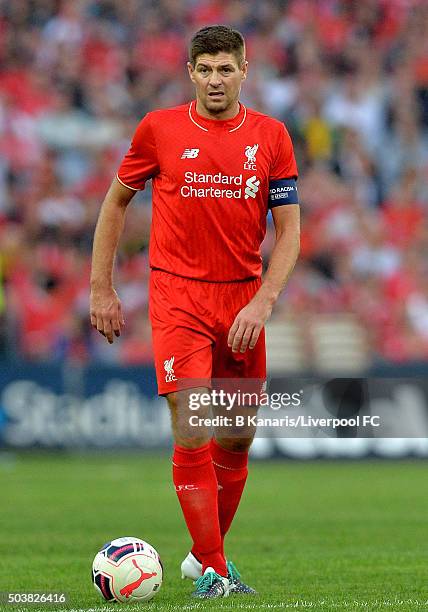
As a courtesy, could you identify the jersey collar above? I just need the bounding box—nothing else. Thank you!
[188,100,247,133]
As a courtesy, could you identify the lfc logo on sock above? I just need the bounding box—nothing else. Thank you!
[175,484,199,491]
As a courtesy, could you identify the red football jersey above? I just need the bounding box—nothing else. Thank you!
[117,101,298,281]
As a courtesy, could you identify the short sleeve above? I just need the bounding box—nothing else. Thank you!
[270,123,298,180]
[117,113,160,191]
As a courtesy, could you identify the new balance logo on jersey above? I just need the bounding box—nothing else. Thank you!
[181,148,200,159]
[164,356,177,382]
[244,175,260,199]
[244,144,258,170]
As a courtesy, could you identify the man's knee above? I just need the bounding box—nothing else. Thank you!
[212,404,258,451]
[167,388,212,449]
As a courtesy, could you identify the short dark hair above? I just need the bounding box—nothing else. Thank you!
[189,25,245,67]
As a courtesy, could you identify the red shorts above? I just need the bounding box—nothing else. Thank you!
[149,270,266,395]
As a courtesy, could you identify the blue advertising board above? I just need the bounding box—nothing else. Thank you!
[1,362,428,458]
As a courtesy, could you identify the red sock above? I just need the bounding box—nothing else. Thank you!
[173,443,227,576]
[210,438,249,555]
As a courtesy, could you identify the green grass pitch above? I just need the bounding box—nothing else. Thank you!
[1,453,427,612]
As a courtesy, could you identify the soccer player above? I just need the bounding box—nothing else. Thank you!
[90,25,300,599]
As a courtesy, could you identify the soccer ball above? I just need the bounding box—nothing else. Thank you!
[92,536,163,603]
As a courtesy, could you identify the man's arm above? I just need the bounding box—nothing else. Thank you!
[90,177,136,344]
[228,204,300,353]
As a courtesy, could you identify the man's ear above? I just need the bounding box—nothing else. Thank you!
[241,60,248,81]
[187,62,196,84]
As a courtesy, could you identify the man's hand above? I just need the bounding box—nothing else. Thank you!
[227,294,273,353]
[90,287,125,344]
[227,204,300,354]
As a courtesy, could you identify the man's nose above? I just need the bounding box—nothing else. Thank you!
[209,70,222,86]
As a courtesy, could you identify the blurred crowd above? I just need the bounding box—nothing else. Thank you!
[0,0,428,366]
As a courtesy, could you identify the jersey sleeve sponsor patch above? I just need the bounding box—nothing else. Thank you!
[268,178,299,207]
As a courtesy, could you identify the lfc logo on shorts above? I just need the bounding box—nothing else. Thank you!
[164,356,177,382]
[244,144,258,170]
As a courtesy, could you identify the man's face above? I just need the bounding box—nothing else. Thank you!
[187,52,247,116]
